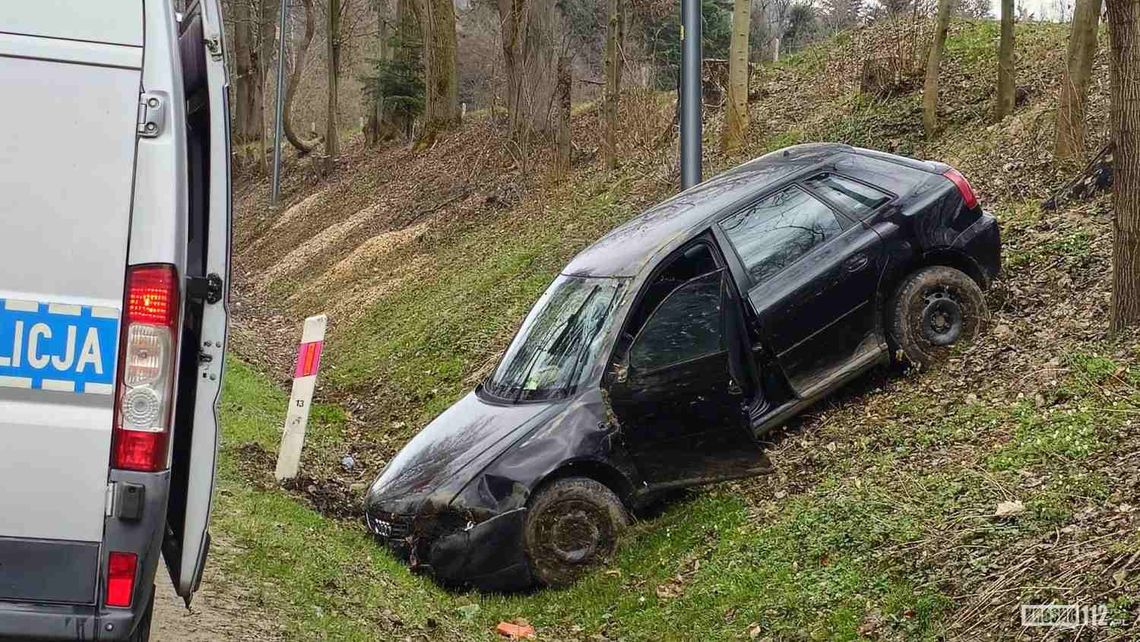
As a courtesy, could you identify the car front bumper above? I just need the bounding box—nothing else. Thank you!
[366,507,533,592]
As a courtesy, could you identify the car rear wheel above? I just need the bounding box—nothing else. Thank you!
[523,477,629,588]
[889,266,987,369]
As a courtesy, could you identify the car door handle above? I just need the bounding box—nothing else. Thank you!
[843,253,869,273]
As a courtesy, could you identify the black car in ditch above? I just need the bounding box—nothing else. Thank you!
[364,143,1001,591]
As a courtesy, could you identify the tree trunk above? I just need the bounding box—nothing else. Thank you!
[1108,0,1140,332]
[1056,0,1104,163]
[722,0,751,153]
[417,0,459,145]
[603,0,621,169]
[254,0,280,153]
[555,53,572,176]
[326,0,341,158]
[365,0,392,147]
[285,0,317,155]
[995,0,1016,120]
[923,0,953,138]
[233,0,256,144]
[497,0,529,140]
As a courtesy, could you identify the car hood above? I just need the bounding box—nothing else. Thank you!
[365,391,555,514]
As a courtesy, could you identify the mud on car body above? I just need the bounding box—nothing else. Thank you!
[365,143,1001,591]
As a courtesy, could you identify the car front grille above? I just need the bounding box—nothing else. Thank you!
[367,512,412,542]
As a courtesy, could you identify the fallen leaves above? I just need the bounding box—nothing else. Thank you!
[495,620,536,639]
[993,500,1025,519]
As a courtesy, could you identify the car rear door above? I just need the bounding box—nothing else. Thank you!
[163,0,231,602]
[718,184,886,398]
[0,4,143,606]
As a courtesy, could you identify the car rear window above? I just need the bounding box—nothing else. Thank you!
[804,174,890,218]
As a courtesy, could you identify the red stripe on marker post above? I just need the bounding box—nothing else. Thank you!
[294,341,323,378]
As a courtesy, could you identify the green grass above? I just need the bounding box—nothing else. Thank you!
[214,350,1138,640]
[213,362,954,640]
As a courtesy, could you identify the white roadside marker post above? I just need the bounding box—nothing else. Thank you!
[275,314,328,481]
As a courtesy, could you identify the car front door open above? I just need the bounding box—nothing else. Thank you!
[606,263,767,488]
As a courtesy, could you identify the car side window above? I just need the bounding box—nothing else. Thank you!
[719,186,845,284]
[804,174,891,218]
[630,271,723,373]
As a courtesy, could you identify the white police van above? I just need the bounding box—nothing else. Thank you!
[0,1,230,639]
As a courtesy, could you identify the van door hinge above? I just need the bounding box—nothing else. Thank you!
[187,273,224,304]
[137,92,166,138]
[204,35,224,61]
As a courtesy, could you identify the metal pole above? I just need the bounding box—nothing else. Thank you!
[680,0,702,189]
[270,0,289,206]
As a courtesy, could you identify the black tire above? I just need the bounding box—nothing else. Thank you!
[523,477,629,588]
[129,587,154,642]
[888,265,987,369]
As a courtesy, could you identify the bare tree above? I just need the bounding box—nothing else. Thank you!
[417,0,459,144]
[233,0,257,144]
[995,0,1015,120]
[254,0,281,155]
[285,0,319,154]
[364,0,393,147]
[1107,0,1140,332]
[326,0,342,158]
[555,53,572,175]
[603,0,623,169]
[722,0,752,152]
[498,0,529,140]
[496,0,564,147]
[922,0,953,137]
[1055,0,1104,163]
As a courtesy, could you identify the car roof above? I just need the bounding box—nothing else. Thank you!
[562,143,855,278]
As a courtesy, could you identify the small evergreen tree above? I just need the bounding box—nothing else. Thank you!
[642,0,732,90]
[361,33,426,141]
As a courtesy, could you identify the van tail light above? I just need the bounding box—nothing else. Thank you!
[105,551,138,607]
[942,167,979,210]
[111,265,180,472]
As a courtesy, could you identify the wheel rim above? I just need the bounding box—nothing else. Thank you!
[537,499,607,566]
[920,287,963,346]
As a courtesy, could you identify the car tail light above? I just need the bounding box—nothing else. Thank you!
[943,167,978,210]
[111,265,180,472]
[105,551,137,607]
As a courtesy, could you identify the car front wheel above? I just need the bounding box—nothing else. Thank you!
[523,477,629,588]
[889,265,987,369]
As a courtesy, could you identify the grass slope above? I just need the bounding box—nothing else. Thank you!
[215,18,1139,641]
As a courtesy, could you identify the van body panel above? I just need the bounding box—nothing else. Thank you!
[0,392,113,542]
[0,33,139,547]
[0,537,99,604]
[1,1,143,46]
[0,33,141,69]
[128,1,189,272]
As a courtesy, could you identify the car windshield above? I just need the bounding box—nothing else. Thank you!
[485,275,624,401]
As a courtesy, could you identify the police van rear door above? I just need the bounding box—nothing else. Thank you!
[163,0,231,602]
[0,4,142,606]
